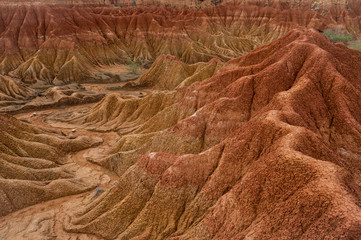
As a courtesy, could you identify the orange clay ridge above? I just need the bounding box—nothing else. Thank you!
[0,1,361,240]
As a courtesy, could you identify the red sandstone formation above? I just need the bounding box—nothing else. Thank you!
[0,1,359,84]
[0,1,361,239]
[54,28,361,239]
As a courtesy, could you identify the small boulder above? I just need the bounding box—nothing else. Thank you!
[68,134,77,139]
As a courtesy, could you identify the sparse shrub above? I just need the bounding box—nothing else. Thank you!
[322,29,361,51]
[127,57,141,74]
[322,29,353,44]
[349,41,361,51]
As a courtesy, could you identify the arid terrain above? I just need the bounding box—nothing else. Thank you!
[0,0,360,239]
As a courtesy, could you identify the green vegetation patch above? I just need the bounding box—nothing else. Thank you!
[349,41,361,51]
[127,57,141,74]
[322,29,360,51]
[322,29,353,44]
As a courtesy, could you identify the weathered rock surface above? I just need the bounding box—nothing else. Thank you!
[0,83,105,113]
[0,1,360,239]
[54,28,361,239]
[0,113,103,217]
[122,55,223,90]
[0,1,359,84]
[0,75,36,101]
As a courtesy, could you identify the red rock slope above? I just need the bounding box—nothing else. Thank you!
[57,28,361,239]
[1,1,359,84]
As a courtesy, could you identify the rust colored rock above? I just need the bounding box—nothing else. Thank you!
[0,1,359,83]
[59,29,361,239]
[0,1,360,239]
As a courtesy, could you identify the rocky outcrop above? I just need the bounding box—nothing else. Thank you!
[0,114,103,217]
[56,29,361,239]
[0,1,360,239]
[0,1,359,84]
[0,75,35,102]
[0,83,105,113]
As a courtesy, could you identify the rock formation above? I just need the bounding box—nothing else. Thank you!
[0,1,360,239]
[48,28,361,239]
[0,113,103,217]
[0,75,35,102]
[123,55,223,90]
[0,0,359,84]
[0,83,105,113]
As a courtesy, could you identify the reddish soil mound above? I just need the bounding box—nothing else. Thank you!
[0,113,103,217]
[1,1,359,84]
[57,29,361,239]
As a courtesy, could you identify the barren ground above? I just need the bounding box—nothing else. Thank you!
[0,82,148,240]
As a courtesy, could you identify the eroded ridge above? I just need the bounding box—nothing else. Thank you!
[0,113,103,217]
[46,29,361,239]
[1,0,359,84]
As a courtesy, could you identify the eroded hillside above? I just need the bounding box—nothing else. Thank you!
[0,1,360,240]
[0,27,360,239]
[0,0,360,85]
[52,29,361,239]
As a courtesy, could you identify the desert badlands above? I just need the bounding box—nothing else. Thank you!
[0,0,360,239]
